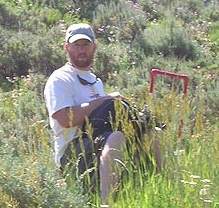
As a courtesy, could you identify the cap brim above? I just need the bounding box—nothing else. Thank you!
[68,34,92,43]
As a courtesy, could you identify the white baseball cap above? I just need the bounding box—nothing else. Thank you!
[65,23,95,43]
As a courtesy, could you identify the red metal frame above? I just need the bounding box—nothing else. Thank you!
[149,68,189,96]
[149,69,189,138]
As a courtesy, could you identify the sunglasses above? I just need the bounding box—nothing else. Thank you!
[77,75,97,86]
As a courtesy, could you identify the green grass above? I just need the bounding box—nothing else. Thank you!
[1,76,219,208]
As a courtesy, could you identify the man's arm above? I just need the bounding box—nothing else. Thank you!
[52,96,113,128]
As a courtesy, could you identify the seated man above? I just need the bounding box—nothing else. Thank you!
[44,23,163,204]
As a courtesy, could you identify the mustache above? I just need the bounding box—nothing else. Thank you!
[77,53,87,57]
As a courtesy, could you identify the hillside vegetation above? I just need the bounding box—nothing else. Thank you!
[1,0,219,207]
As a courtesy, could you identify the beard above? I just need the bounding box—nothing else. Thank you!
[70,53,93,69]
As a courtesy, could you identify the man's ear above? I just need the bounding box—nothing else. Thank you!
[64,43,69,52]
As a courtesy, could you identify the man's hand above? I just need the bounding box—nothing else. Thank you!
[108,91,125,99]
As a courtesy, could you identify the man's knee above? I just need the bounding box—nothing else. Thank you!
[105,131,126,150]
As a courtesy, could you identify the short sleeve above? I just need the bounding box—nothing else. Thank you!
[44,76,74,117]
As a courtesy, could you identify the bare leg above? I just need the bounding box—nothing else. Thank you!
[151,134,163,171]
[150,129,177,171]
[99,131,126,204]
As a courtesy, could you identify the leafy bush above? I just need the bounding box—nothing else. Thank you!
[0,155,87,208]
[133,21,200,60]
[0,0,78,78]
[0,24,66,78]
[93,0,148,44]
[0,80,88,207]
[43,8,62,25]
[0,0,20,30]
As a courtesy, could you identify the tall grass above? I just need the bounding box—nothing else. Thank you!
[1,75,219,207]
[0,77,88,207]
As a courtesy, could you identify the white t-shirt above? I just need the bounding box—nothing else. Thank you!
[44,62,105,166]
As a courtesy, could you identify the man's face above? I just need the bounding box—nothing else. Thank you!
[66,39,96,70]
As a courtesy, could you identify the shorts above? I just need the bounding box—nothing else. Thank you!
[60,131,112,176]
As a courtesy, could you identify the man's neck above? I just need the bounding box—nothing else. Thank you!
[68,62,90,71]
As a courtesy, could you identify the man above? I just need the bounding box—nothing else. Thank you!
[44,23,127,204]
[44,23,166,205]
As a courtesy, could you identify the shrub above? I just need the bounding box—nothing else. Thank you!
[132,21,200,60]
[0,0,20,30]
[0,31,31,78]
[93,42,133,82]
[0,81,88,207]
[43,8,62,25]
[93,0,148,44]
